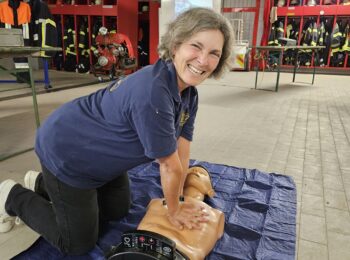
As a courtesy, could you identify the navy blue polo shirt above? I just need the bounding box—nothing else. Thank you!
[35,59,198,188]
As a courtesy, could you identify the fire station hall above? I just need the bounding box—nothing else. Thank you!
[1,1,350,260]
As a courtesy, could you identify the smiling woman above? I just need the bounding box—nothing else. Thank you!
[0,7,234,257]
[158,7,234,80]
[172,29,224,91]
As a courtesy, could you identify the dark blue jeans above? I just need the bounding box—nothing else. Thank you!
[6,165,131,255]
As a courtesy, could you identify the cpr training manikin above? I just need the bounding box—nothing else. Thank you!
[137,166,225,260]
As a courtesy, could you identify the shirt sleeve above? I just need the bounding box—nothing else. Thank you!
[180,87,198,142]
[131,78,178,159]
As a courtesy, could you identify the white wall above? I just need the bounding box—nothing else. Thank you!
[159,0,222,40]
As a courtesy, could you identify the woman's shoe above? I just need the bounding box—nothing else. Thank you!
[0,179,17,233]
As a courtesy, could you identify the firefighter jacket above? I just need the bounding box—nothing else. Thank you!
[77,21,90,73]
[63,18,75,55]
[318,21,326,46]
[90,19,102,54]
[330,22,346,66]
[331,22,341,53]
[342,23,350,52]
[283,20,298,65]
[63,16,77,71]
[322,22,332,64]
[267,22,276,45]
[301,20,313,47]
[299,20,315,66]
[286,20,298,40]
[78,21,89,58]
[310,22,318,46]
[0,0,31,82]
[30,0,57,57]
[268,21,284,46]
[316,21,326,65]
[0,0,31,40]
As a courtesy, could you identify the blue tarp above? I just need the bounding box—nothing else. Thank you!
[13,160,296,260]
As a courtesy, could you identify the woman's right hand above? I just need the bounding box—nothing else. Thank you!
[167,201,209,230]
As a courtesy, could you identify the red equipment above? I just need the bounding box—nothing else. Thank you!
[92,29,137,80]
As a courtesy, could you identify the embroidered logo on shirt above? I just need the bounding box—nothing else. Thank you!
[180,112,190,127]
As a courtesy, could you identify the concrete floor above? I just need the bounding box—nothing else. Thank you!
[0,69,350,259]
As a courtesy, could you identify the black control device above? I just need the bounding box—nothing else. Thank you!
[106,230,189,260]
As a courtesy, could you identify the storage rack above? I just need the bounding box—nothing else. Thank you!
[272,0,350,70]
[49,0,137,68]
[47,0,160,72]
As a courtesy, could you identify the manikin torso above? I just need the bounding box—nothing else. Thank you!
[137,166,224,260]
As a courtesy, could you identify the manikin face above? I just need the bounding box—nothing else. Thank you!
[172,29,224,91]
[185,167,215,198]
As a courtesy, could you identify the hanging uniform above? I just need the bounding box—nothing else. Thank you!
[0,0,31,83]
[284,19,299,65]
[53,15,63,70]
[335,22,349,66]
[310,22,318,46]
[317,21,326,66]
[339,21,347,64]
[322,19,333,66]
[299,19,314,66]
[267,23,277,46]
[29,0,57,57]
[77,20,90,73]
[330,22,342,66]
[63,16,77,71]
[267,20,284,69]
[276,21,284,42]
[287,20,299,41]
[0,0,30,38]
[343,23,350,52]
[344,22,350,67]
[90,18,102,56]
[268,21,284,46]
[301,19,313,46]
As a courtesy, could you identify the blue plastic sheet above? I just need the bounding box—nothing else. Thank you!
[13,160,296,260]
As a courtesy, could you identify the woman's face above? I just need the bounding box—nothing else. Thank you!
[172,29,224,91]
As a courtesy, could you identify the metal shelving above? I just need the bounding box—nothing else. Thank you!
[273,0,350,70]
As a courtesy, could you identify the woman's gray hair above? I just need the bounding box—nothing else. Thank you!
[158,7,234,79]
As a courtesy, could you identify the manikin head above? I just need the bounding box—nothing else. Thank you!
[183,166,215,201]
